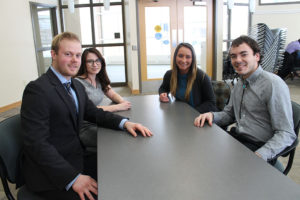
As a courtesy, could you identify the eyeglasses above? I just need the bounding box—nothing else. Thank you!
[86,59,101,66]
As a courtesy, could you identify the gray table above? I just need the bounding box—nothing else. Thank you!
[97,95,300,200]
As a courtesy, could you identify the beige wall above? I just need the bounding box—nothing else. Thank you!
[0,0,58,107]
[253,1,300,44]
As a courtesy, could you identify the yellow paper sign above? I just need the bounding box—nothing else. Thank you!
[154,25,162,32]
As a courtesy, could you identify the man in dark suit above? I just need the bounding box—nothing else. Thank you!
[21,32,152,200]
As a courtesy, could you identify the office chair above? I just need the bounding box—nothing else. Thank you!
[269,101,300,175]
[0,114,44,200]
[290,50,300,80]
[278,50,300,80]
[211,81,231,111]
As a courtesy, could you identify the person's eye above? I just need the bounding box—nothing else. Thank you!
[178,54,184,58]
[186,55,191,59]
[65,52,71,56]
[230,55,236,59]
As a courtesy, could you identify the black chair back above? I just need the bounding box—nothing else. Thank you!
[274,101,300,175]
[0,115,22,200]
[211,81,231,111]
[0,114,44,200]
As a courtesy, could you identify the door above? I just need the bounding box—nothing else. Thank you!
[138,0,213,93]
[30,3,58,76]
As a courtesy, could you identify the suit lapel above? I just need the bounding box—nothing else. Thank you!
[46,69,78,128]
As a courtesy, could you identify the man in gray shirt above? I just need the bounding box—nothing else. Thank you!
[194,35,296,170]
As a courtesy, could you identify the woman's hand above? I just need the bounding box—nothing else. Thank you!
[116,100,131,111]
[159,93,169,102]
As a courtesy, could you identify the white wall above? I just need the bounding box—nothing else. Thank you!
[252,1,300,44]
[0,0,58,107]
[215,0,224,81]
[124,0,140,92]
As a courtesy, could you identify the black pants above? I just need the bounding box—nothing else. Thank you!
[228,128,277,165]
[37,151,98,200]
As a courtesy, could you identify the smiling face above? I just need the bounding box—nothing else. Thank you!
[176,46,193,74]
[51,39,82,80]
[85,52,102,76]
[229,42,260,79]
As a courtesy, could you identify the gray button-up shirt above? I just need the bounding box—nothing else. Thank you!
[213,66,296,161]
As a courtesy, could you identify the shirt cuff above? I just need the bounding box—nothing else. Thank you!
[255,148,270,161]
[66,174,80,191]
[211,112,218,123]
[119,118,129,130]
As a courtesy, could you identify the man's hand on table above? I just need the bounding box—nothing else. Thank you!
[124,121,153,137]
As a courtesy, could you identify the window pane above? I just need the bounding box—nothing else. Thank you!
[62,8,92,45]
[223,6,228,40]
[94,6,124,44]
[145,7,171,79]
[37,9,53,48]
[93,0,122,3]
[231,5,248,39]
[36,50,51,74]
[235,0,249,3]
[260,0,299,3]
[96,46,125,83]
[223,42,228,52]
[62,0,89,5]
[184,6,207,71]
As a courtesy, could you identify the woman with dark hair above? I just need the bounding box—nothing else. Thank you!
[76,48,131,112]
[76,48,130,149]
[159,43,217,113]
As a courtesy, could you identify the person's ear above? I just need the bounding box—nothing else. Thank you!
[51,50,57,60]
[255,52,260,62]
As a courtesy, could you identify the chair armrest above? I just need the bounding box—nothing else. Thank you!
[271,138,299,160]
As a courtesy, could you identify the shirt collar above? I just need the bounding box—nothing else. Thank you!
[243,65,263,85]
[50,66,71,84]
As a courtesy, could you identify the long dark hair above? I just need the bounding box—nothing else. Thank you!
[77,48,111,92]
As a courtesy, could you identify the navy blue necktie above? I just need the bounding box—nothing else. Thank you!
[64,82,77,113]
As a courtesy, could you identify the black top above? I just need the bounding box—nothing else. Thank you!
[159,68,217,113]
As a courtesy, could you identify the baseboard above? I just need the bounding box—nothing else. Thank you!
[127,83,140,95]
[131,89,140,95]
[0,101,21,113]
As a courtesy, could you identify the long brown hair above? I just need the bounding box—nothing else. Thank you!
[170,43,197,101]
[76,48,111,92]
